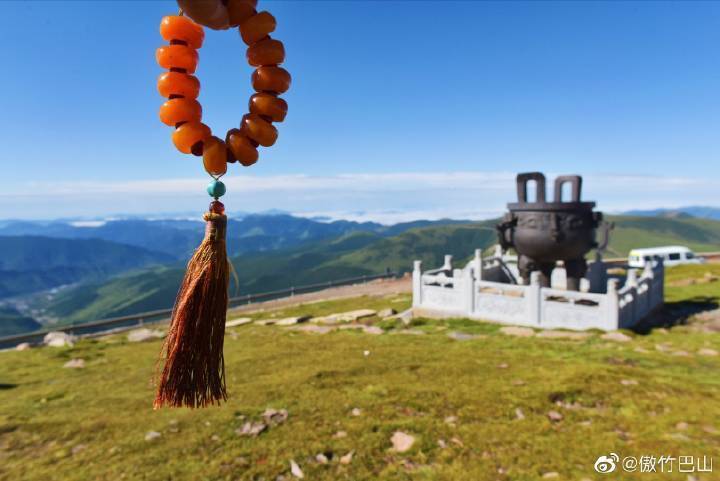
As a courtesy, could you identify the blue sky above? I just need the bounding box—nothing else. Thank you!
[1,1,719,221]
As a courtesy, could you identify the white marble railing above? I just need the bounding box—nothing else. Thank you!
[412,249,664,331]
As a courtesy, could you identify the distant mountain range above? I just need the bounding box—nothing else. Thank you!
[2,211,720,337]
[622,206,720,221]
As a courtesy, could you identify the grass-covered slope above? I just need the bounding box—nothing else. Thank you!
[607,216,720,257]
[0,266,718,480]
[0,306,41,336]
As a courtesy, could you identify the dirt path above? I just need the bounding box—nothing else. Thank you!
[228,276,412,315]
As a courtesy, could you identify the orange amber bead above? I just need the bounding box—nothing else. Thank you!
[157,72,200,99]
[249,93,287,122]
[240,114,278,147]
[156,45,199,73]
[226,129,259,166]
[177,0,229,30]
[239,11,276,45]
[246,38,285,66]
[203,136,228,176]
[251,66,291,94]
[159,98,202,126]
[172,121,211,154]
[227,0,257,26]
[160,16,204,49]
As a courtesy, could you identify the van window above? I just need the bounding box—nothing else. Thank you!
[669,253,681,261]
[686,252,695,259]
[644,256,652,262]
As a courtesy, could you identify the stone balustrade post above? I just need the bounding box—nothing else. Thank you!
[606,279,620,329]
[528,271,542,327]
[412,260,422,308]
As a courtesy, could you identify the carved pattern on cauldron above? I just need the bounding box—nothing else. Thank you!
[497,172,609,291]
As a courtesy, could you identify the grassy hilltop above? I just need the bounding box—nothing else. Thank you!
[40,215,720,327]
[1,264,719,480]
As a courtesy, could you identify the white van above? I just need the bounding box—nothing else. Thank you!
[628,246,704,268]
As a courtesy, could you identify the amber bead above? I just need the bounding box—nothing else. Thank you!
[172,121,211,154]
[156,45,199,73]
[209,200,225,214]
[227,0,257,26]
[251,66,291,94]
[249,93,287,122]
[226,128,259,166]
[157,72,200,99]
[203,136,229,176]
[177,0,229,30]
[240,113,278,147]
[239,11,276,45]
[160,16,204,49]
[246,38,285,66]
[159,98,202,126]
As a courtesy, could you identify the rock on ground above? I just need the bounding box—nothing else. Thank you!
[447,331,480,341]
[291,325,335,334]
[378,308,397,318]
[275,316,311,326]
[262,408,289,425]
[699,348,718,356]
[547,411,563,422]
[43,331,76,348]
[127,328,165,343]
[63,359,85,369]
[391,431,415,453]
[236,421,267,437]
[537,330,592,340]
[313,309,376,325]
[499,326,535,338]
[340,451,354,465]
[600,332,633,342]
[289,460,304,479]
[226,317,252,327]
[15,342,31,351]
[144,431,161,442]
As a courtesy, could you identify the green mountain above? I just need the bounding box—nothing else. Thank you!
[0,236,174,299]
[27,215,720,330]
[0,305,41,337]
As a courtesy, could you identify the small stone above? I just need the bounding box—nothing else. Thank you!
[262,408,288,425]
[698,348,718,357]
[547,411,563,423]
[314,309,377,325]
[290,460,304,479]
[515,408,525,420]
[315,453,329,464]
[144,431,161,442]
[71,444,87,455]
[512,379,526,386]
[444,415,457,425]
[702,425,718,434]
[127,328,165,343]
[363,350,370,357]
[394,329,426,335]
[211,434,221,442]
[499,326,535,337]
[655,343,673,352]
[275,316,311,326]
[601,332,632,342]
[351,408,362,417]
[542,472,559,479]
[43,331,76,347]
[63,358,85,369]
[447,331,478,341]
[15,342,31,351]
[537,330,591,340]
[363,326,384,335]
[620,379,638,386]
[332,430,347,439]
[226,317,252,327]
[634,347,650,353]
[378,308,397,318]
[391,431,415,453]
[437,439,447,448]
[672,350,691,357]
[236,421,267,437]
[292,325,335,334]
[676,422,689,430]
[497,362,509,369]
[339,451,354,465]
[450,437,464,447]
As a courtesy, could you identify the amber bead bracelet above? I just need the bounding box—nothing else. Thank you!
[156,0,290,179]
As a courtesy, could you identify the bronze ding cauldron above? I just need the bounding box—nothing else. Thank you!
[496,172,603,290]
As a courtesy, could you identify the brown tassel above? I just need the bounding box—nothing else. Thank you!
[154,210,229,408]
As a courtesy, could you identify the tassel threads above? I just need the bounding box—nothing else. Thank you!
[154,210,229,408]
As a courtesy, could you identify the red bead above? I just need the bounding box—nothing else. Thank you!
[209,200,225,214]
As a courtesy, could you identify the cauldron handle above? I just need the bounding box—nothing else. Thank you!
[516,172,546,203]
[554,175,582,203]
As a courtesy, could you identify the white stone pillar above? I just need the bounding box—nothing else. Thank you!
[606,279,620,329]
[443,255,453,270]
[528,271,542,327]
[473,249,483,281]
[462,266,474,316]
[412,260,422,308]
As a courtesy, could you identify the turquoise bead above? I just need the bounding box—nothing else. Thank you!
[207,180,226,198]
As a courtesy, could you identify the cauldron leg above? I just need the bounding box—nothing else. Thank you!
[564,258,587,291]
[537,263,554,288]
[518,255,533,285]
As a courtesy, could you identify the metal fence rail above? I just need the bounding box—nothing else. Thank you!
[0,271,397,349]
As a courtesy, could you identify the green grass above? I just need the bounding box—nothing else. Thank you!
[1,270,719,480]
